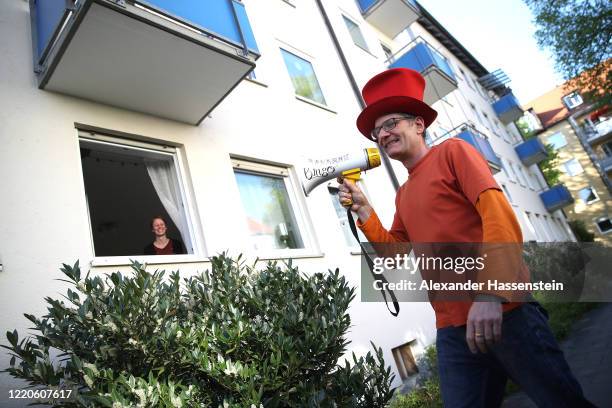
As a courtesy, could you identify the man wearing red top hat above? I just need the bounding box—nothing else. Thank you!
[338,68,594,407]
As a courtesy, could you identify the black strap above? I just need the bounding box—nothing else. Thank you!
[347,208,400,317]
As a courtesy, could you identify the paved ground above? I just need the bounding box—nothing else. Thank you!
[502,302,612,408]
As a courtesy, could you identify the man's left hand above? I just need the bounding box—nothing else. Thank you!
[466,299,502,353]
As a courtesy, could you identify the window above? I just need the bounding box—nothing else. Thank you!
[501,184,513,203]
[233,160,307,251]
[562,91,583,109]
[546,132,567,150]
[562,158,584,176]
[460,67,474,89]
[343,16,369,51]
[500,158,511,180]
[578,186,599,204]
[79,134,195,258]
[328,184,366,247]
[381,43,394,63]
[595,217,612,234]
[519,166,534,189]
[392,340,419,380]
[523,212,540,241]
[469,102,485,127]
[513,163,527,186]
[482,111,494,132]
[280,49,326,105]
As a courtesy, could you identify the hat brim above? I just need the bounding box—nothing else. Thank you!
[357,95,438,141]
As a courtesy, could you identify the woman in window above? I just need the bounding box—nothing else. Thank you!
[143,216,186,255]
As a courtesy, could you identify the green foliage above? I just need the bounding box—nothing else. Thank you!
[516,119,536,140]
[524,0,612,106]
[534,293,599,340]
[568,220,596,242]
[2,255,394,407]
[538,143,562,186]
[388,347,442,408]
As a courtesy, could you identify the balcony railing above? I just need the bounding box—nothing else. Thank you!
[600,155,612,173]
[388,37,458,105]
[539,185,574,213]
[432,123,502,174]
[583,117,612,146]
[357,0,420,39]
[514,137,548,166]
[30,0,259,124]
[492,92,523,124]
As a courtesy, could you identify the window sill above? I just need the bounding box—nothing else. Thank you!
[90,254,208,268]
[354,43,377,58]
[295,95,337,114]
[248,251,325,261]
[244,77,268,88]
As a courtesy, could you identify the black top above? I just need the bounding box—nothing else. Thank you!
[143,238,186,255]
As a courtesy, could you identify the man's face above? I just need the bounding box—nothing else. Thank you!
[373,113,424,161]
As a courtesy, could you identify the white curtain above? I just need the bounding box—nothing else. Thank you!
[145,159,190,252]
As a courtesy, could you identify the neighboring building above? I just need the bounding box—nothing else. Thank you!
[524,82,612,245]
[0,0,576,397]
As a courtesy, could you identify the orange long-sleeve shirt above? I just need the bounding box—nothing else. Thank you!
[358,139,524,328]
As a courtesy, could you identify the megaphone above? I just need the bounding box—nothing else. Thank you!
[301,148,381,197]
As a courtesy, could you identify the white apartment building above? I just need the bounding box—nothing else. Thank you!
[0,0,576,397]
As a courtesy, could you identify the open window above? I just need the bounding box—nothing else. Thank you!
[79,132,197,262]
[392,340,419,381]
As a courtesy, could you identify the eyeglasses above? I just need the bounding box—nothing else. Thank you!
[371,116,416,141]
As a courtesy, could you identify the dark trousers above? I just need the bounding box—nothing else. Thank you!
[436,302,597,408]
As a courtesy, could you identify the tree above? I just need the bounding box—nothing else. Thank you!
[524,0,612,105]
[2,255,395,407]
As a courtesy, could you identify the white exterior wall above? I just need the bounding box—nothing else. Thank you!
[0,0,575,398]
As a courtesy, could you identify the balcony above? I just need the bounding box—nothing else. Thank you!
[514,138,548,166]
[389,37,458,105]
[30,0,259,124]
[492,92,523,124]
[432,124,502,174]
[539,185,574,213]
[357,0,420,39]
[600,155,612,174]
[583,117,612,146]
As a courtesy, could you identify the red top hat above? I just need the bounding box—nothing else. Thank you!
[357,68,438,140]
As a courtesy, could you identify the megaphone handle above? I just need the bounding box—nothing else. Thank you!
[340,172,361,208]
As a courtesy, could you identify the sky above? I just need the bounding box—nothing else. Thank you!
[418,0,565,104]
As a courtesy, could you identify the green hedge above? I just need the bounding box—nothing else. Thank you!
[3,255,394,407]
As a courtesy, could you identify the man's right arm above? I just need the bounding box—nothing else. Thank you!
[338,179,408,243]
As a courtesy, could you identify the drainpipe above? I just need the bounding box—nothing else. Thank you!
[314,0,400,192]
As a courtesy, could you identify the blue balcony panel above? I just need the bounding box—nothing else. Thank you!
[539,185,574,213]
[492,92,523,124]
[357,0,419,39]
[514,138,548,166]
[456,128,502,174]
[30,0,259,125]
[389,40,458,105]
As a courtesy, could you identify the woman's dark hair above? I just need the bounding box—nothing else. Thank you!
[150,216,167,228]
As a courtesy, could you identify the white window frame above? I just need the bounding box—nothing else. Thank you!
[595,217,612,234]
[342,14,369,52]
[578,185,600,205]
[78,131,204,267]
[280,46,328,107]
[562,158,584,177]
[501,184,513,203]
[231,158,319,259]
[523,212,540,241]
[562,91,583,109]
[546,132,567,150]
